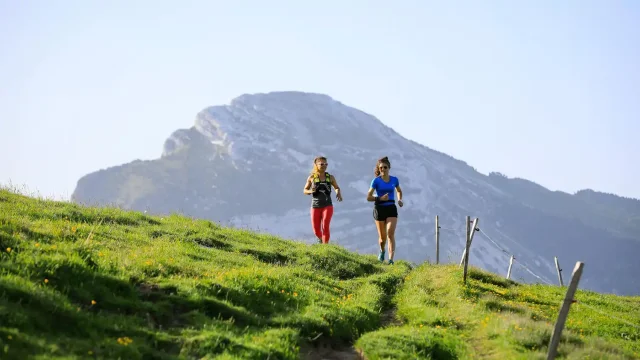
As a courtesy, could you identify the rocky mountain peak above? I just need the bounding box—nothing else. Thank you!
[163,91,402,161]
[73,91,640,296]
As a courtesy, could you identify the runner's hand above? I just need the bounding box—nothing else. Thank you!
[336,191,343,202]
[398,199,403,207]
[380,193,389,201]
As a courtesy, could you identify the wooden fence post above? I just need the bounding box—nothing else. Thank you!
[459,217,479,267]
[459,216,470,267]
[546,261,584,360]
[506,255,514,279]
[554,256,564,286]
[435,215,440,264]
[462,218,479,284]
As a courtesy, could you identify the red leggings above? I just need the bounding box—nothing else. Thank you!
[310,205,334,244]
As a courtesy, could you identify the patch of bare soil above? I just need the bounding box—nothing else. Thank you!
[380,307,403,327]
[299,306,403,360]
[299,339,365,360]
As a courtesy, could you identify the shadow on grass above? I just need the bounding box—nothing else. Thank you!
[482,299,526,315]
[191,236,233,251]
[65,263,268,328]
[356,327,463,360]
[511,294,555,307]
[511,325,584,354]
[149,229,169,238]
[0,224,57,245]
[238,248,291,265]
[181,329,298,360]
[459,285,483,303]
[0,327,49,359]
[468,269,516,289]
[186,253,209,262]
[299,250,381,281]
[58,208,162,227]
[0,258,295,359]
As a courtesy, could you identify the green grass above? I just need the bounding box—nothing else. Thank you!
[356,263,640,359]
[0,189,410,359]
[1,188,640,359]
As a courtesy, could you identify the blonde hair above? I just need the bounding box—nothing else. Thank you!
[310,156,327,175]
[374,156,391,177]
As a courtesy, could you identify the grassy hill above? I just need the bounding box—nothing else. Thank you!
[1,188,639,359]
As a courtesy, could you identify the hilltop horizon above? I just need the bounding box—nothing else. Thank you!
[1,187,639,359]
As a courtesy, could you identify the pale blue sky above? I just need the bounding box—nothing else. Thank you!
[1,0,639,200]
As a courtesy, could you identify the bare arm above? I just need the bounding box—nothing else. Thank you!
[303,176,315,195]
[331,175,343,201]
[395,184,403,201]
[330,175,341,193]
[366,187,377,202]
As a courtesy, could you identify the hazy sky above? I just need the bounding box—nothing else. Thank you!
[1,0,639,200]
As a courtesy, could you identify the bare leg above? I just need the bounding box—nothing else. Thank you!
[375,220,387,253]
[386,217,398,261]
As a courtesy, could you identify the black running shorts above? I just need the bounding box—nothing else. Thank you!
[373,204,398,221]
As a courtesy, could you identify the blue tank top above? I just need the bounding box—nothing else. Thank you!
[371,176,399,206]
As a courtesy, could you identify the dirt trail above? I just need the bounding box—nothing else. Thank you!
[299,306,403,360]
[299,263,413,359]
[299,340,365,360]
[380,307,402,327]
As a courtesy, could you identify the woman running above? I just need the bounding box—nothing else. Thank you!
[366,156,403,264]
[303,156,343,244]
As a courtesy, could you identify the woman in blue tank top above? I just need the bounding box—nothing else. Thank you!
[366,156,403,264]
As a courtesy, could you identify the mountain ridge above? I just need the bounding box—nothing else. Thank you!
[71,90,640,296]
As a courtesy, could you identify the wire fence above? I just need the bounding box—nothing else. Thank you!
[576,301,640,330]
[437,222,552,285]
[435,216,640,336]
[476,228,554,285]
